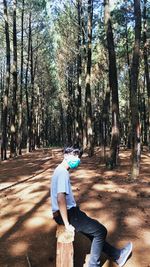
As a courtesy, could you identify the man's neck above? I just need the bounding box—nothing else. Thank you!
[60,159,69,170]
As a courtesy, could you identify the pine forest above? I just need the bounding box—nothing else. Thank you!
[0,0,150,179]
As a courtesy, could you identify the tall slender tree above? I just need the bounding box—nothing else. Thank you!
[25,11,31,152]
[104,0,120,168]
[67,65,74,144]
[30,29,35,151]
[18,0,24,155]
[0,66,4,143]
[10,0,18,157]
[81,2,87,149]
[1,0,10,160]
[76,0,83,146]
[143,0,150,150]
[130,0,141,178]
[85,0,94,157]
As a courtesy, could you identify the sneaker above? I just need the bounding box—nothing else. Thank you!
[115,242,133,267]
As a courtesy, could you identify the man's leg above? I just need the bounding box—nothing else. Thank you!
[68,207,107,267]
[103,241,120,260]
[54,208,132,267]
[80,231,120,261]
[104,241,133,267]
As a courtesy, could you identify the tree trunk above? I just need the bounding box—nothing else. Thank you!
[35,85,40,148]
[81,4,87,149]
[143,0,150,150]
[30,33,35,151]
[59,100,64,145]
[130,0,141,179]
[104,0,120,168]
[102,83,110,161]
[125,16,132,149]
[76,0,83,146]
[1,0,10,160]
[140,95,147,145]
[67,66,74,144]
[0,67,4,150]
[41,81,45,147]
[18,0,24,155]
[85,0,94,157]
[10,0,18,158]
[25,11,31,152]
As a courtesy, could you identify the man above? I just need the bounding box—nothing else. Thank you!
[51,146,132,267]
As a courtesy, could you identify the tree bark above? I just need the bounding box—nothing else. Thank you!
[102,83,110,161]
[125,15,132,149]
[104,0,120,168]
[30,32,35,151]
[67,65,74,144]
[81,3,87,149]
[76,0,83,146]
[0,67,4,150]
[59,100,64,145]
[10,0,18,158]
[1,0,10,160]
[85,0,94,157]
[130,0,141,179]
[18,0,24,155]
[25,11,31,152]
[143,0,150,150]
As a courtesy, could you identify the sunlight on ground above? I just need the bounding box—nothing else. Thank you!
[10,241,28,256]
[0,217,18,235]
[126,216,143,227]
[25,216,47,228]
[142,231,150,245]
[24,207,51,231]
[75,169,97,178]
[82,200,103,210]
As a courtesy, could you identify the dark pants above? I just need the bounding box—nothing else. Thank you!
[54,206,120,267]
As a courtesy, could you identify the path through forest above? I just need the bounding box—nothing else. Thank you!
[0,148,150,267]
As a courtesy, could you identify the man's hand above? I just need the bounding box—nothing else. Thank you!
[65,223,75,232]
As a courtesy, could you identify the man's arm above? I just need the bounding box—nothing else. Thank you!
[57,192,74,231]
[57,192,69,227]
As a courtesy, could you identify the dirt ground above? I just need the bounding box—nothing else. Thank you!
[0,148,150,267]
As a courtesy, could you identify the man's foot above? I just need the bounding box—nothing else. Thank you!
[115,242,132,267]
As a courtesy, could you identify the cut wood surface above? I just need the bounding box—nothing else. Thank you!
[56,225,75,243]
[56,225,74,267]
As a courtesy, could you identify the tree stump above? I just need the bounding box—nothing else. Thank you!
[56,225,74,267]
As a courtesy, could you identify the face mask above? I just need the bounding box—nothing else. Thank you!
[67,157,81,169]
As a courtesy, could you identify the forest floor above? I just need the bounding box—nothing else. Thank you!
[0,148,150,267]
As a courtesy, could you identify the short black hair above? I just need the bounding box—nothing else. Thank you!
[63,145,83,158]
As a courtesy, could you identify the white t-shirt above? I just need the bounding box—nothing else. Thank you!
[50,164,76,212]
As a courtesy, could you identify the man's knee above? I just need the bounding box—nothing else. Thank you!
[102,225,107,238]
[98,224,107,239]
[94,222,107,239]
